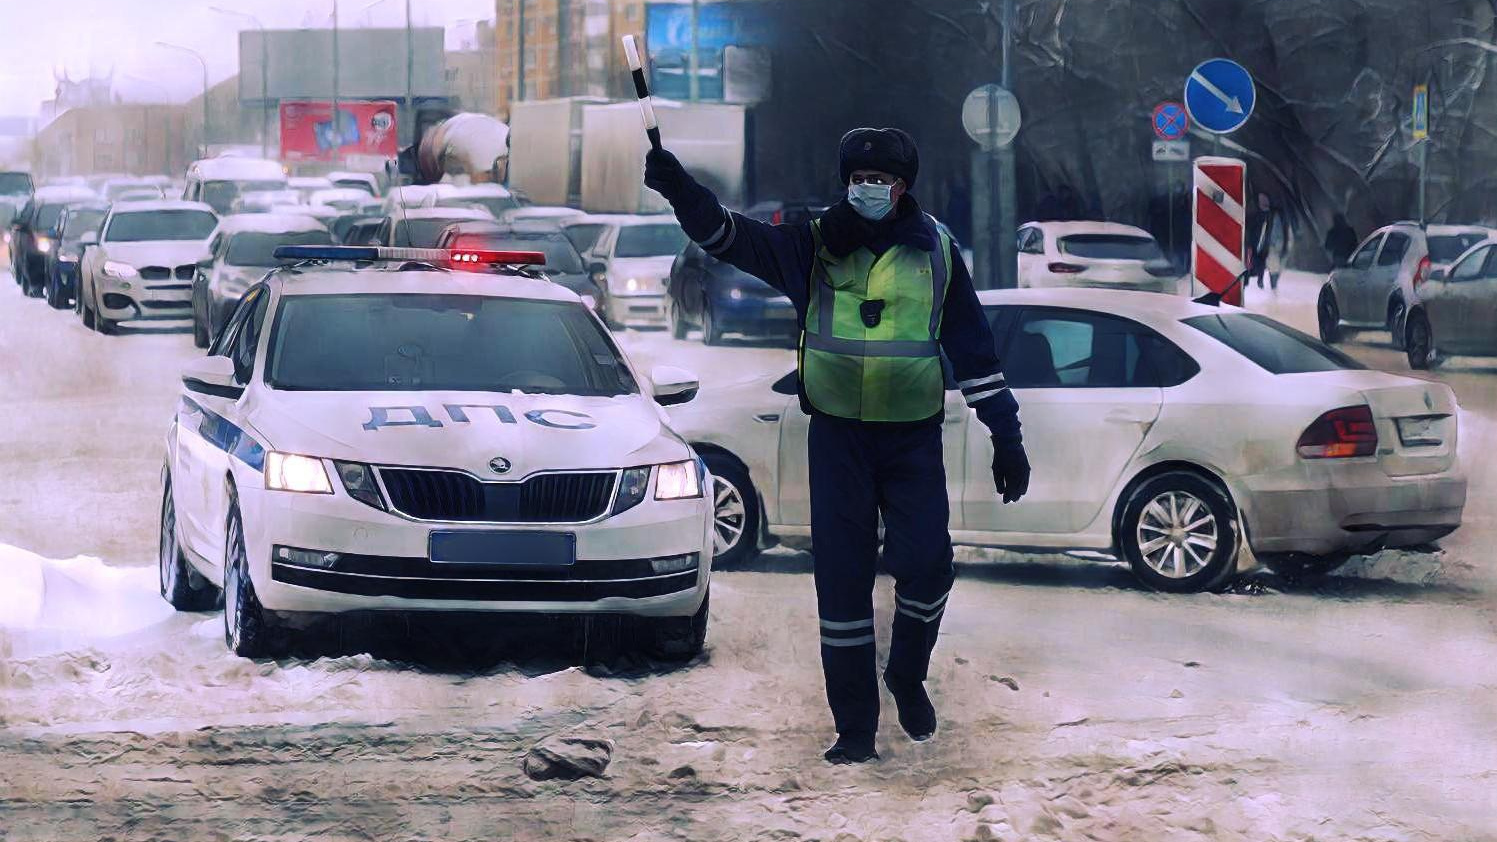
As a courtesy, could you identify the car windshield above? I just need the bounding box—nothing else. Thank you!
[615,224,689,257]
[104,210,218,242]
[225,231,334,266]
[466,235,585,274]
[0,172,34,195]
[393,218,471,247]
[333,179,376,195]
[35,204,67,230]
[440,196,520,217]
[266,294,638,395]
[202,180,286,213]
[1184,313,1366,373]
[1057,234,1163,261]
[1428,234,1488,264]
[61,209,106,240]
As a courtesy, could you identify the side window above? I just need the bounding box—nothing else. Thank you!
[1481,247,1497,279]
[1377,233,1411,266]
[565,224,605,255]
[1005,308,1187,388]
[1450,246,1491,282]
[232,292,270,383]
[1349,235,1382,270]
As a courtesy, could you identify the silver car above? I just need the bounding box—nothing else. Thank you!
[1404,237,1497,369]
[76,200,219,334]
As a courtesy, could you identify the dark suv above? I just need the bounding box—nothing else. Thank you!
[46,202,110,309]
[10,186,96,297]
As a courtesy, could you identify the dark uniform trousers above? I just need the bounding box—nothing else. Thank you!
[808,412,956,738]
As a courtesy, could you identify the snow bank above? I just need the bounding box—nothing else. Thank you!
[0,543,172,646]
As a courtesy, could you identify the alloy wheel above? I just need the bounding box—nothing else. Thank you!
[1136,490,1219,579]
[159,491,179,597]
[712,475,747,556]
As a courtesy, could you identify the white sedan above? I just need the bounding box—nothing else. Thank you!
[1017,221,1182,293]
[669,288,1465,592]
[160,246,713,657]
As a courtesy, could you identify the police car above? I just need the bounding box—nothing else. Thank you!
[158,245,714,658]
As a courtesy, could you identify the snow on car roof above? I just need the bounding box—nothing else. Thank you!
[564,212,675,226]
[32,185,98,202]
[310,188,370,203]
[109,199,217,214]
[1023,220,1155,239]
[975,286,1236,324]
[269,265,583,304]
[509,206,587,218]
[435,183,514,198]
[1426,224,1492,237]
[215,213,329,234]
[188,157,286,181]
[288,176,334,188]
[394,206,495,221]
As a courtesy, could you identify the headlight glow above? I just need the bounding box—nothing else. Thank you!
[655,460,702,500]
[625,277,640,292]
[729,288,744,300]
[35,236,52,254]
[103,260,139,279]
[265,451,334,494]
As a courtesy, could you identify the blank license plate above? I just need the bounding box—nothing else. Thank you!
[1396,416,1444,447]
[428,531,576,566]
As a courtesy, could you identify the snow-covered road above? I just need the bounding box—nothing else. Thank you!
[2,270,1495,841]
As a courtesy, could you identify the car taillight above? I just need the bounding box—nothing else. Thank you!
[771,210,783,225]
[1296,405,1377,459]
[1048,262,1085,274]
[1412,255,1431,289]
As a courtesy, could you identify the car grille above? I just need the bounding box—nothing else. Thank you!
[378,468,617,523]
[137,264,198,281]
[175,264,196,280]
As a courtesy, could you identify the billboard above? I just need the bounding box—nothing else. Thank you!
[280,101,399,163]
[646,2,772,102]
[240,28,447,102]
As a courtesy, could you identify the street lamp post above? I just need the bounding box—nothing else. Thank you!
[156,41,209,158]
[210,7,270,159]
[365,0,414,146]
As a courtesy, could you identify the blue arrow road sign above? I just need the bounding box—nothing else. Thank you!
[1184,58,1255,134]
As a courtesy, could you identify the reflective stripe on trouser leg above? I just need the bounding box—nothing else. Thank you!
[874,419,956,686]
[809,413,882,737]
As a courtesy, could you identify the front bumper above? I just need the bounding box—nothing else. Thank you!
[1242,462,1466,556]
[606,293,667,327]
[240,478,714,617]
[97,273,193,321]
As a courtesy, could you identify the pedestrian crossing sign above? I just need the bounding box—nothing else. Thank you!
[1413,84,1429,141]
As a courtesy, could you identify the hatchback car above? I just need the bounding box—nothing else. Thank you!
[1017,221,1181,293]
[669,288,1465,591]
[159,245,713,658]
[76,200,219,333]
[192,213,334,347]
[1404,238,1497,369]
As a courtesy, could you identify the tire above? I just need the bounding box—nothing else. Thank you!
[701,303,724,346]
[668,297,691,340]
[1117,471,1240,593]
[81,294,95,329]
[1405,309,1434,370]
[1387,297,1406,351]
[703,453,760,568]
[192,291,210,349]
[641,589,709,661]
[44,270,66,309]
[159,477,219,611]
[223,497,278,658]
[1317,285,1342,344]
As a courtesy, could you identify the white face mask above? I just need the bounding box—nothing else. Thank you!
[848,182,895,220]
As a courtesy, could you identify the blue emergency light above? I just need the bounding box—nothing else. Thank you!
[273,245,548,269]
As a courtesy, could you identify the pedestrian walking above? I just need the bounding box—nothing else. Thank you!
[1324,213,1358,268]
[643,128,1031,765]
[1248,192,1287,290]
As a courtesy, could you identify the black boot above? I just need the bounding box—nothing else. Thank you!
[883,673,937,741]
[823,732,879,764]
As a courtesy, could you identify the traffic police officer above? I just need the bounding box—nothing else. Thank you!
[645,128,1030,764]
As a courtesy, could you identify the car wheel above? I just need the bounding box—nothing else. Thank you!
[159,476,219,611]
[223,497,278,658]
[192,291,210,349]
[701,304,724,346]
[703,453,760,568]
[1387,297,1407,351]
[641,589,709,661]
[81,293,95,329]
[44,271,65,309]
[1317,285,1342,344]
[1118,471,1239,593]
[1406,309,1435,370]
[667,298,689,340]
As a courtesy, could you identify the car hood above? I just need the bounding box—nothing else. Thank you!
[243,389,690,477]
[102,240,211,266]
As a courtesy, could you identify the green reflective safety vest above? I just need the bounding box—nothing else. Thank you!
[801,218,953,422]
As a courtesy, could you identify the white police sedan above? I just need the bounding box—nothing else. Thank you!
[158,245,714,658]
[670,288,1466,592]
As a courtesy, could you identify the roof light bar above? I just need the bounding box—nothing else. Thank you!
[272,245,548,267]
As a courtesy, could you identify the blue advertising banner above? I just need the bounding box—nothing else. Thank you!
[646,2,771,101]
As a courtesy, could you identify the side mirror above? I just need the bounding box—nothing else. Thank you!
[181,355,244,400]
[79,232,98,247]
[1428,267,1447,282]
[651,364,699,406]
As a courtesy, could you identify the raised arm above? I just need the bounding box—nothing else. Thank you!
[644,148,815,305]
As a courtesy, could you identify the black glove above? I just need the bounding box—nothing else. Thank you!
[644,147,691,201]
[992,438,1031,504]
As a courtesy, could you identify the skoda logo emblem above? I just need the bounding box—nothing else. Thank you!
[489,456,512,475]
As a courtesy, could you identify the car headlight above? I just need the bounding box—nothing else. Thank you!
[35,236,52,254]
[655,459,703,500]
[265,451,334,494]
[624,277,640,292]
[333,460,385,509]
[103,260,139,279]
[611,466,651,515]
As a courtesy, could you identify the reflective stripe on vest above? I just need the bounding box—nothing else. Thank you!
[801,217,952,421]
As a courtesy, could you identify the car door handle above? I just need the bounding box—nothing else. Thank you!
[943,412,965,425]
[754,413,780,423]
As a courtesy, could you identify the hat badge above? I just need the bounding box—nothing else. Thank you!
[863,141,873,150]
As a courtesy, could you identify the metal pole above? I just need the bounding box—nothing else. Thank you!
[405,0,414,146]
[688,0,700,101]
[996,0,1017,289]
[156,43,209,157]
[332,0,341,161]
[210,9,268,158]
[1418,140,1428,224]
[517,0,527,102]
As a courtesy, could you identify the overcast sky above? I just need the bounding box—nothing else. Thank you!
[0,0,496,117]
